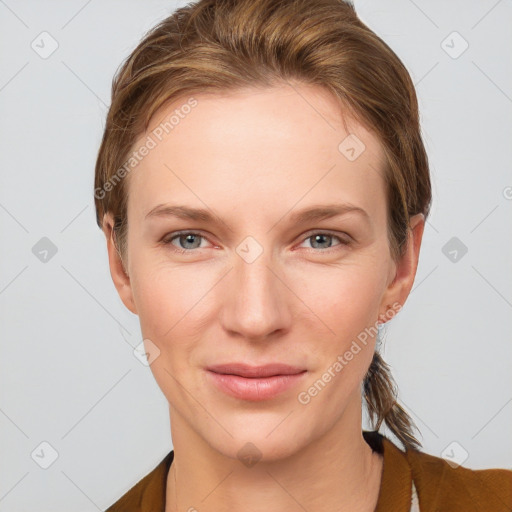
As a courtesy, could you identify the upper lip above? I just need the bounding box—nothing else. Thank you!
[207,363,306,378]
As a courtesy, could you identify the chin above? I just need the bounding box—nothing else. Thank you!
[214,436,304,465]
[204,411,314,464]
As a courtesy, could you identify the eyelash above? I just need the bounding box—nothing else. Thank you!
[161,230,352,255]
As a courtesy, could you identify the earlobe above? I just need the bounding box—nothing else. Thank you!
[102,213,138,315]
[378,213,425,324]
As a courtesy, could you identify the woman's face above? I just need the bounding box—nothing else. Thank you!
[105,83,420,461]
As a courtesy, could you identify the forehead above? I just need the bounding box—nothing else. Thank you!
[125,83,388,226]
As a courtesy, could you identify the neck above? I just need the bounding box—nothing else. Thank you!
[165,394,383,512]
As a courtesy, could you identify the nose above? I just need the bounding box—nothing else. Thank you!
[219,248,293,342]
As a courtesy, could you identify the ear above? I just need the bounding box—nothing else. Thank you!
[378,213,425,324]
[102,213,138,315]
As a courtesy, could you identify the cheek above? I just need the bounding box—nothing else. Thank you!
[294,264,386,408]
[131,266,198,340]
[129,248,224,352]
[288,258,388,337]
[290,260,389,407]
[130,265,205,400]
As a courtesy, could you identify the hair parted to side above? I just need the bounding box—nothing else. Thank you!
[94,0,431,451]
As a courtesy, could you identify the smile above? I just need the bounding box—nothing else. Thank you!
[206,366,307,401]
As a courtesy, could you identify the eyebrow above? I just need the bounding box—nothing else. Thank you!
[144,203,370,225]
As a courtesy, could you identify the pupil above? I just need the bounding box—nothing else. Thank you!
[314,234,330,248]
[183,234,197,248]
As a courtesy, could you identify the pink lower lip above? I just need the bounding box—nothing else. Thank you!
[207,370,307,401]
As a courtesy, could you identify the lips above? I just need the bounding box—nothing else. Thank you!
[206,363,306,378]
[206,363,307,401]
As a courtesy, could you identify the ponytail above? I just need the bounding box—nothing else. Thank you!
[363,351,422,451]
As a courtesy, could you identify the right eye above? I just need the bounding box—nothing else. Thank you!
[161,231,212,253]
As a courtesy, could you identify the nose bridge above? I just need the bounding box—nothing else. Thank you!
[222,235,290,339]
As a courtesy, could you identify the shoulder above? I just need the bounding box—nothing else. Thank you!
[105,450,174,512]
[405,446,512,511]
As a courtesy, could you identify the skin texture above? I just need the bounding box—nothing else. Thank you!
[103,83,425,512]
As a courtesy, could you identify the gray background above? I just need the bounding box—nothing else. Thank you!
[1,0,511,510]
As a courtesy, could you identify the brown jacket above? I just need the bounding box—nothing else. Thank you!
[106,431,512,511]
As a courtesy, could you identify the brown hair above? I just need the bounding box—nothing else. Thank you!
[94,0,431,450]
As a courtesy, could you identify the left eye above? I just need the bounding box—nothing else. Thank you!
[299,232,349,251]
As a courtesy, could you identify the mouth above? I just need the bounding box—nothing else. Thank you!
[206,363,307,401]
[207,362,306,378]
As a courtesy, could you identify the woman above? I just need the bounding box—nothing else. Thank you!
[94,0,512,510]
